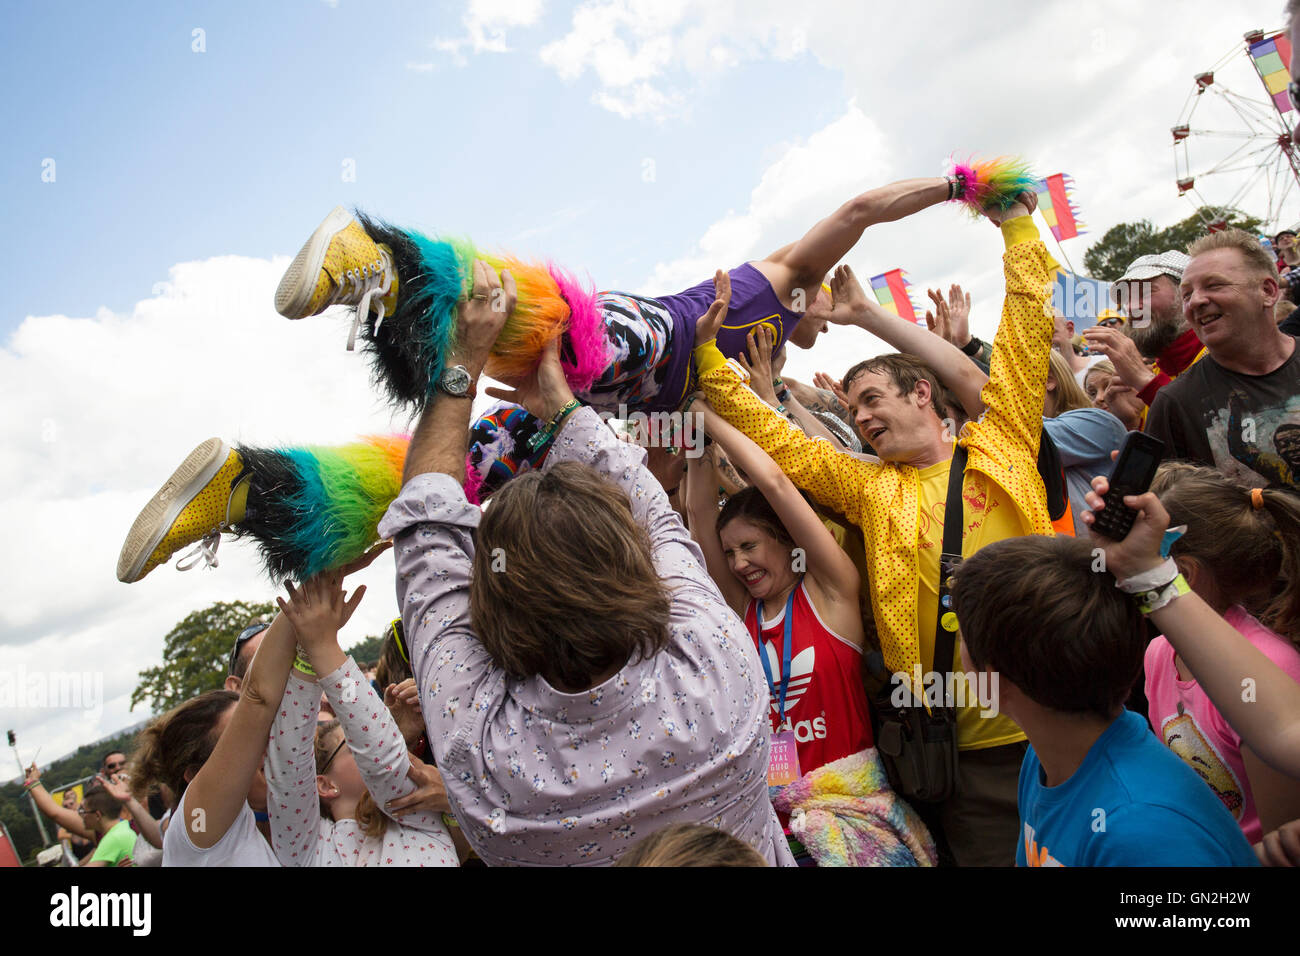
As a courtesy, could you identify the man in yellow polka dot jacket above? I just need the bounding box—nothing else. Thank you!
[692,188,1058,865]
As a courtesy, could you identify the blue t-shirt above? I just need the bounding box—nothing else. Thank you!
[1043,408,1128,530]
[1016,710,1259,866]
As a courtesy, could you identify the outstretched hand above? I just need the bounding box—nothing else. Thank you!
[450,260,518,378]
[982,190,1038,226]
[827,264,870,325]
[925,284,972,348]
[735,326,782,405]
[812,371,850,416]
[483,336,577,422]
[277,571,367,652]
[693,269,732,348]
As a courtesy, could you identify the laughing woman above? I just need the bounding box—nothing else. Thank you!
[684,400,872,779]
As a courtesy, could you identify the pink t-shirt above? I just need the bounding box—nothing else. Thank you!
[1144,605,1300,844]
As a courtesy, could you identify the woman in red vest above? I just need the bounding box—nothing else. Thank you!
[684,402,873,779]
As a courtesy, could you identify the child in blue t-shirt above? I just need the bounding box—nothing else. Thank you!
[949,488,1259,867]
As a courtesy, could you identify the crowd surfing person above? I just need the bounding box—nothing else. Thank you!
[115,168,1020,587]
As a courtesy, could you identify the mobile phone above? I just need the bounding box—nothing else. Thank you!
[1091,431,1164,540]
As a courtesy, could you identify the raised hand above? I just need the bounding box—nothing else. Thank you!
[386,753,452,817]
[383,678,425,748]
[693,269,732,348]
[982,190,1037,226]
[1080,475,1170,581]
[812,371,850,416]
[827,264,870,325]
[96,772,131,803]
[276,572,366,652]
[735,326,782,406]
[450,260,518,379]
[1081,325,1154,391]
[483,335,577,422]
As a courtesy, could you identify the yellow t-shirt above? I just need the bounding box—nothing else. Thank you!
[915,458,1026,750]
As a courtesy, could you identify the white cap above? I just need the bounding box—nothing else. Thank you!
[1114,251,1190,286]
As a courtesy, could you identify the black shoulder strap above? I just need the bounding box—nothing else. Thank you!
[933,444,968,682]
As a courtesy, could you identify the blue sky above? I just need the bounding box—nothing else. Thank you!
[1,0,1289,765]
[1,1,842,335]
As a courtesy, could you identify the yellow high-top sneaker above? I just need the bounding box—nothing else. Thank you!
[116,439,250,583]
[274,206,399,349]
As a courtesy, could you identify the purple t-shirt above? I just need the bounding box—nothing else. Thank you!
[651,263,805,412]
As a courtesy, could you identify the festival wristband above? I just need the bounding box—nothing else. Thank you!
[527,399,581,452]
[960,336,983,357]
[1115,557,1179,594]
[1136,574,1191,615]
[293,647,316,677]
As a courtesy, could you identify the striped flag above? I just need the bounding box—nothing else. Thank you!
[1035,173,1084,241]
[869,269,920,323]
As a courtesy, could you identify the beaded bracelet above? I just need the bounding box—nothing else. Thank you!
[527,398,582,451]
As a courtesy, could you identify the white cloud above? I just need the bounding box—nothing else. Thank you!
[0,254,510,765]
[429,0,547,67]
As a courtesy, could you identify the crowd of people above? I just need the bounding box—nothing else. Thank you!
[21,21,1300,864]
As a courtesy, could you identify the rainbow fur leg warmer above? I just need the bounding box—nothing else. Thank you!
[947,155,1040,220]
[771,748,938,867]
[354,212,610,410]
[232,436,408,581]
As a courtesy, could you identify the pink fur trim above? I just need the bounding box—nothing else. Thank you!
[549,264,610,393]
[463,453,484,505]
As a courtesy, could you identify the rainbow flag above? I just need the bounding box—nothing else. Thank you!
[870,269,919,323]
[1035,173,1084,241]
[1250,31,1293,116]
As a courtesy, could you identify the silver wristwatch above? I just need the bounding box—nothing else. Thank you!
[437,364,475,399]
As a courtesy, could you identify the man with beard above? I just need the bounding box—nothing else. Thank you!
[1145,229,1300,493]
[1082,251,1205,419]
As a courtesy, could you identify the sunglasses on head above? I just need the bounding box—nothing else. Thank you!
[319,736,347,773]
[229,622,271,675]
[389,618,410,666]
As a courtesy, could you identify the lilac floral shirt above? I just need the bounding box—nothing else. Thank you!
[377,406,793,866]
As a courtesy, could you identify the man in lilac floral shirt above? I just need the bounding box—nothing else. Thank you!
[377,262,793,866]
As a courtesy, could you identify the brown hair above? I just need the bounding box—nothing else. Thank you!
[1186,228,1280,281]
[375,625,411,689]
[1045,349,1093,417]
[1276,298,1297,323]
[471,461,672,691]
[314,720,385,840]
[841,353,948,422]
[716,486,796,550]
[950,535,1145,719]
[128,689,238,804]
[1150,462,1300,642]
[614,823,767,867]
[81,783,123,821]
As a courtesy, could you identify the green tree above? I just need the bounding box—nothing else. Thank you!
[130,600,276,713]
[345,634,385,668]
[1082,206,1266,281]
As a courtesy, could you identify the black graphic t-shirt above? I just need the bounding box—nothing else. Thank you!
[1145,343,1300,492]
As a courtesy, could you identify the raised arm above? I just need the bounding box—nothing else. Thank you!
[692,272,879,524]
[764,178,950,291]
[697,401,862,619]
[263,663,325,865]
[683,443,748,615]
[97,772,163,849]
[829,264,989,423]
[23,766,93,840]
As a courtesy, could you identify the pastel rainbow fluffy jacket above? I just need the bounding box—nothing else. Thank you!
[772,748,938,867]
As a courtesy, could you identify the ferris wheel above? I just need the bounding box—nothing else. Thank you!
[1171,28,1300,233]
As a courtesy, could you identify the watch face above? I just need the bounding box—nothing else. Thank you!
[442,366,471,395]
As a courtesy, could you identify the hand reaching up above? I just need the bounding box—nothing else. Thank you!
[693,269,732,348]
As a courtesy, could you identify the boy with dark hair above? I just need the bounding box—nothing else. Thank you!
[80,784,136,867]
[950,507,1259,866]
